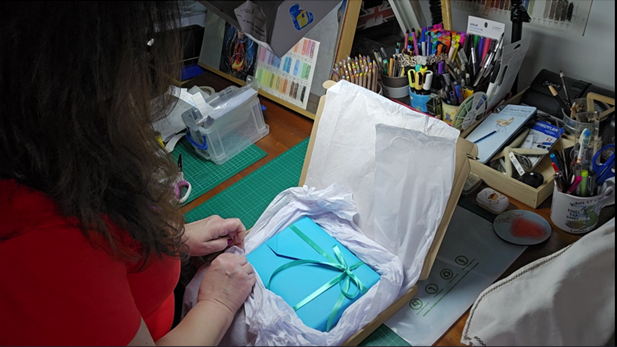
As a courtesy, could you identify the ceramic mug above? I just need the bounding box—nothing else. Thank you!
[550,178,615,234]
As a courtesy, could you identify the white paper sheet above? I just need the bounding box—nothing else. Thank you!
[385,206,527,346]
[304,80,460,295]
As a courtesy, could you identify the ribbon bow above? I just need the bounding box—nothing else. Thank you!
[266,224,368,331]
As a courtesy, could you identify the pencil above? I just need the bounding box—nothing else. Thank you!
[473,130,497,143]
[362,72,366,88]
[373,63,378,92]
[331,69,339,82]
[388,58,394,77]
[367,65,373,91]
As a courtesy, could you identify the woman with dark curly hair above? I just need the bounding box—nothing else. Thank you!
[0,2,255,345]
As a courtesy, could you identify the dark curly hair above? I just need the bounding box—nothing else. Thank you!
[0,1,187,265]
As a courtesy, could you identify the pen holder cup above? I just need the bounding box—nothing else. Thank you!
[550,178,615,234]
[409,89,431,113]
[441,101,459,126]
[381,74,409,101]
[561,98,600,137]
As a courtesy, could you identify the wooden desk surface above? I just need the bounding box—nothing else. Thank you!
[180,70,614,346]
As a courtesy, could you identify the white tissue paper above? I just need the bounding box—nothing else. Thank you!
[304,80,459,294]
[183,184,404,346]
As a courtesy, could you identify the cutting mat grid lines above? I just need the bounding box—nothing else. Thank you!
[171,139,267,205]
[184,137,410,346]
[184,138,308,227]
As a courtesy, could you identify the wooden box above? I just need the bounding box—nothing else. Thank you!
[299,81,477,345]
[461,91,574,209]
[469,138,573,208]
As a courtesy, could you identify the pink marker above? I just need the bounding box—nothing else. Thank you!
[482,37,491,61]
[566,176,582,194]
[412,32,419,56]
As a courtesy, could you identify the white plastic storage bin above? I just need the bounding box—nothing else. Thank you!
[182,81,269,165]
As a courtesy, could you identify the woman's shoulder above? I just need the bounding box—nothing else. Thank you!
[0,179,143,346]
[0,179,75,240]
[0,179,150,269]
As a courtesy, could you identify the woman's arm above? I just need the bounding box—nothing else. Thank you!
[128,253,255,346]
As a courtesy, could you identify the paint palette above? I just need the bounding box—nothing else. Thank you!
[493,210,552,245]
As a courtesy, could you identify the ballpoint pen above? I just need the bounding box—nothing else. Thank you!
[559,71,572,108]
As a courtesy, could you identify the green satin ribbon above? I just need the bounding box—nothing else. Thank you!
[265,224,368,332]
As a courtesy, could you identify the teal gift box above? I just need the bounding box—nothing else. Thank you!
[246,216,381,332]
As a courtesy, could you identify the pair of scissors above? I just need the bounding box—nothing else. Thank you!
[593,144,615,186]
[174,154,192,204]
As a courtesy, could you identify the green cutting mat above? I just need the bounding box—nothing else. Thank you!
[184,137,411,346]
[184,138,309,226]
[171,139,266,205]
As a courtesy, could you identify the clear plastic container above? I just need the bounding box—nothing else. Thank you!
[182,79,269,165]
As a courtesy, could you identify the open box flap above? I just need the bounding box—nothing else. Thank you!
[300,80,477,290]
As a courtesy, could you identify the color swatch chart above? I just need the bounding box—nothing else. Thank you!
[255,38,320,110]
[453,0,592,35]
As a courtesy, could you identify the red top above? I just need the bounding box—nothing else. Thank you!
[0,179,181,346]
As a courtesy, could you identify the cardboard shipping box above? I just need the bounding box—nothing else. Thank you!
[198,0,339,57]
[300,81,477,345]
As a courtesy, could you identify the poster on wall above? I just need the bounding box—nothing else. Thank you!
[254,38,320,110]
[218,23,258,81]
[452,0,593,36]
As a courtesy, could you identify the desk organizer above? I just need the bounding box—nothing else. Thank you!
[463,91,575,208]
[182,82,269,165]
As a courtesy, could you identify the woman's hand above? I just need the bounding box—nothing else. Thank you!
[197,253,256,315]
[184,215,246,257]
